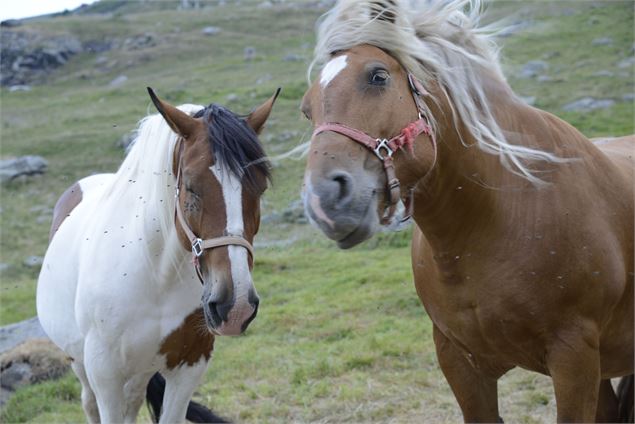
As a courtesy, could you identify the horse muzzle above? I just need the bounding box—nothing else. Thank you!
[303,171,379,249]
[203,287,259,336]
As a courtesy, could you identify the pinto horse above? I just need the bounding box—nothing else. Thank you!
[37,88,279,423]
[301,1,633,422]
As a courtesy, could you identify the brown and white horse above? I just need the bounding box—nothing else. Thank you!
[37,88,279,423]
[301,1,633,422]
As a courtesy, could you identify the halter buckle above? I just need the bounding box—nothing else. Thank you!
[192,238,204,257]
[374,139,394,160]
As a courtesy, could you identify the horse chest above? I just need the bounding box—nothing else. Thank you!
[414,253,551,372]
[159,308,215,370]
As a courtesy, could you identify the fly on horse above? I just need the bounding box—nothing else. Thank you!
[301,1,633,422]
[37,88,279,423]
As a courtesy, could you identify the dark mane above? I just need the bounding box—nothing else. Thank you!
[194,104,271,193]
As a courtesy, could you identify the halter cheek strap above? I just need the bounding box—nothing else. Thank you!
[312,73,436,224]
[173,139,254,285]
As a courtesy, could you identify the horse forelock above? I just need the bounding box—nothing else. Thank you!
[194,104,271,195]
[311,0,564,184]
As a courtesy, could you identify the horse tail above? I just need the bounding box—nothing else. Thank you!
[145,372,229,423]
[617,374,634,423]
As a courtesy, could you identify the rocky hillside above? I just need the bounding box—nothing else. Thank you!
[0,1,633,422]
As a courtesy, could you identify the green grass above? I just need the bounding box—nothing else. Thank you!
[0,0,632,422]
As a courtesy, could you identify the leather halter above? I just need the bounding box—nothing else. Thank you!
[173,138,254,285]
[312,73,436,225]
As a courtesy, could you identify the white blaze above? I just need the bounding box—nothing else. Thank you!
[320,55,348,88]
[209,164,253,325]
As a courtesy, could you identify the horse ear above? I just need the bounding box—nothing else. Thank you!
[246,88,281,135]
[147,87,198,139]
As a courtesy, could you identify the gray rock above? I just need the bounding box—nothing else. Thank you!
[94,55,109,65]
[109,74,128,88]
[0,156,48,184]
[0,19,22,28]
[519,60,549,79]
[8,84,31,92]
[1,31,82,86]
[0,264,9,273]
[622,93,635,102]
[591,37,613,46]
[23,256,44,268]
[562,97,615,112]
[244,46,256,61]
[536,75,552,83]
[283,53,303,62]
[593,70,614,77]
[0,362,32,390]
[281,199,307,224]
[256,74,272,85]
[122,33,155,50]
[226,93,239,102]
[617,56,635,69]
[0,317,47,353]
[201,26,221,36]
[542,51,561,60]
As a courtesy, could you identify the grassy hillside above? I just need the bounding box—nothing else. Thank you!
[1,0,633,422]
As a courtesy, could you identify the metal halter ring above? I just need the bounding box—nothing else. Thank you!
[192,238,204,257]
[374,139,394,160]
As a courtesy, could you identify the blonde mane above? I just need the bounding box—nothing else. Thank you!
[311,0,563,184]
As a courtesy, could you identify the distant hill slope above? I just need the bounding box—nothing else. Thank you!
[0,2,632,421]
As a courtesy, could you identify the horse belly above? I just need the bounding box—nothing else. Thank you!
[36,174,114,359]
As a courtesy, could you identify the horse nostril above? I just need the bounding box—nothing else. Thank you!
[330,171,354,206]
[207,300,231,323]
[248,290,260,309]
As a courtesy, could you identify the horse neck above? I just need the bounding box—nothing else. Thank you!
[112,161,191,288]
[411,75,563,250]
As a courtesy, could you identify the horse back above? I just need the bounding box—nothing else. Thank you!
[48,174,115,241]
[591,135,635,178]
[50,182,83,241]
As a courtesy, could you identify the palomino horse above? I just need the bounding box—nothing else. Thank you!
[301,1,633,422]
[37,88,279,423]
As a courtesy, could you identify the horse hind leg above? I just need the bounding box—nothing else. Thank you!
[617,375,634,423]
[595,379,619,422]
[71,361,100,424]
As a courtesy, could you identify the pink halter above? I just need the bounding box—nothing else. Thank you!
[312,73,436,224]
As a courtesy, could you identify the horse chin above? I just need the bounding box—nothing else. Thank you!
[336,220,377,249]
[335,201,380,249]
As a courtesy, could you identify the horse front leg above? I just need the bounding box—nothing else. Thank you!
[83,332,127,423]
[123,372,155,423]
[546,325,601,422]
[433,324,506,423]
[71,361,100,423]
[158,359,209,424]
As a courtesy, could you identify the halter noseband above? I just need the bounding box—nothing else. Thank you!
[312,73,436,224]
[173,138,254,285]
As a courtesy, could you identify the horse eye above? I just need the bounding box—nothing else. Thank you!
[370,70,389,85]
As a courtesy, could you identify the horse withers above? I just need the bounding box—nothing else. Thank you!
[37,88,279,423]
[300,1,633,422]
